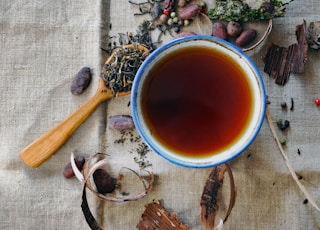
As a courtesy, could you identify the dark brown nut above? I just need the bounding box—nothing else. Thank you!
[179,4,201,20]
[108,115,134,131]
[236,29,257,47]
[63,155,86,178]
[93,168,116,194]
[173,31,197,39]
[227,21,243,37]
[70,67,92,95]
[212,22,228,40]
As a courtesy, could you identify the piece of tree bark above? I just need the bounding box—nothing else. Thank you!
[263,20,307,85]
[137,200,188,230]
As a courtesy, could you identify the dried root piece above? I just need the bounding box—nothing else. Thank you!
[263,20,308,85]
[200,163,236,230]
[136,200,188,230]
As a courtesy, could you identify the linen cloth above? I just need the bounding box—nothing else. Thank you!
[1,0,320,229]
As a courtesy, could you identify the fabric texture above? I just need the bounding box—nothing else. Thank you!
[1,0,320,229]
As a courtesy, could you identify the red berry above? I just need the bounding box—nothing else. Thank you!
[200,8,207,14]
[163,9,170,16]
[314,98,320,105]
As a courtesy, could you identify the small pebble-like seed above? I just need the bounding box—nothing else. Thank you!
[109,115,134,131]
[93,168,116,194]
[70,67,92,95]
[63,155,86,178]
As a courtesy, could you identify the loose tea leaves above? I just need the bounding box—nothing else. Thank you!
[101,44,149,96]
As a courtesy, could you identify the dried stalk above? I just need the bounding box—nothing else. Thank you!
[266,106,320,212]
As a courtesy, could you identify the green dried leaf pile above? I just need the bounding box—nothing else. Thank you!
[207,0,293,22]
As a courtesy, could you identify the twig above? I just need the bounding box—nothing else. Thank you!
[266,106,320,212]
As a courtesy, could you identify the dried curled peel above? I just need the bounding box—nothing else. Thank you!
[72,152,154,202]
[200,163,236,230]
[71,152,154,229]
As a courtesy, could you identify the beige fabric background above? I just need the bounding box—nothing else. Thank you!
[1,0,320,229]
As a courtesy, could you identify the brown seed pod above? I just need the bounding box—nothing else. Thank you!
[227,21,242,37]
[93,168,116,194]
[63,155,86,178]
[179,4,201,20]
[236,29,257,47]
[108,115,134,131]
[70,67,92,95]
[212,21,228,40]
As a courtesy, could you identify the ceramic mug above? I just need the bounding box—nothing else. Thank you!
[131,35,266,168]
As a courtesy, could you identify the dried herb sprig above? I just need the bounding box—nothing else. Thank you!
[207,0,293,22]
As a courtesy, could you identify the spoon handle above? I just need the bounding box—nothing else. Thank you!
[20,90,111,168]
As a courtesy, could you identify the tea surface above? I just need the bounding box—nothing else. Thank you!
[141,46,253,158]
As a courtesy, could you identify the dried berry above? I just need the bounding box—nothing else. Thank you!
[227,21,242,37]
[276,118,290,131]
[279,137,287,145]
[70,67,92,95]
[93,169,116,194]
[212,21,228,40]
[109,115,134,131]
[236,29,257,47]
[63,155,86,178]
[179,4,201,20]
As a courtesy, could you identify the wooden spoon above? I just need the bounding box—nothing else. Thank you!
[20,44,148,168]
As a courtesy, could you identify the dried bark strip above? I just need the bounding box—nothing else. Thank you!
[136,200,188,230]
[81,186,103,230]
[263,20,307,85]
[200,163,236,230]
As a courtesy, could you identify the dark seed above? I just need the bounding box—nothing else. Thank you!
[70,67,92,95]
[93,168,116,194]
[63,155,86,178]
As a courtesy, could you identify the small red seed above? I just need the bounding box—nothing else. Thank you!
[314,98,320,105]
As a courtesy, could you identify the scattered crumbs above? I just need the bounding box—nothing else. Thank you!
[132,142,152,169]
[247,153,251,159]
[113,129,152,170]
[290,98,294,111]
[297,148,301,155]
[272,182,276,186]
[303,198,308,204]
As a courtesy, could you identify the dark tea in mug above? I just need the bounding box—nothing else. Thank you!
[140,45,254,158]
